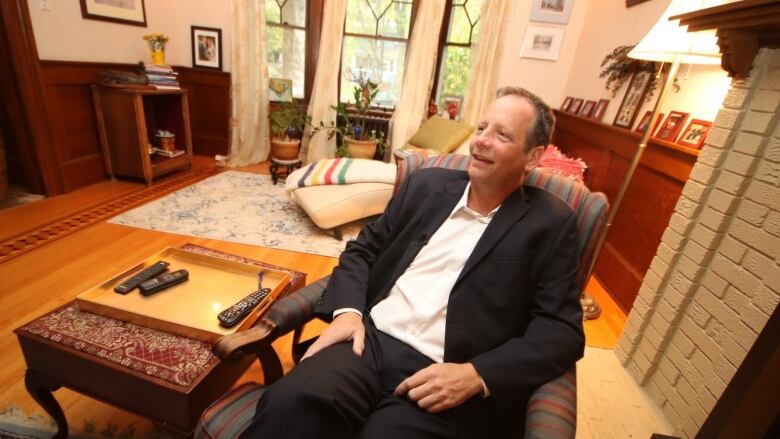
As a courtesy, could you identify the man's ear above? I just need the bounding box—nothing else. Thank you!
[524,145,546,171]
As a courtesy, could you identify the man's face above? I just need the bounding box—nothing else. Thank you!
[467,95,544,191]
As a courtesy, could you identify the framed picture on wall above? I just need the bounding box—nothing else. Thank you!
[677,119,712,149]
[191,26,223,70]
[579,100,596,118]
[656,111,690,142]
[591,99,609,121]
[80,0,146,27]
[613,70,653,129]
[519,25,565,61]
[634,110,664,136]
[529,0,575,24]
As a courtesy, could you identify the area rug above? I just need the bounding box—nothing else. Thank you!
[108,171,364,258]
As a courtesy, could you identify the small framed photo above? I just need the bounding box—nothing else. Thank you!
[591,99,609,121]
[519,25,565,61]
[269,78,293,103]
[443,95,464,120]
[568,98,583,114]
[80,0,146,26]
[530,0,574,24]
[677,119,712,149]
[656,111,690,142]
[561,96,573,111]
[613,70,653,129]
[634,111,664,136]
[579,100,596,118]
[191,26,222,70]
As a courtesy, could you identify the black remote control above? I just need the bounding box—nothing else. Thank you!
[138,269,189,296]
[114,261,170,294]
[218,288,271,327]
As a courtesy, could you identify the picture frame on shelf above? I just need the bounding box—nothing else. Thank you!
[269,78,293,103]
[519,25,565,61]
[580,100,596,118]
[656,111,690,142]
[677,119,712,149]
[80,0,146,26]
[569,98,584,114]
[529,0,574,24]
[191,26,222,70]
[613,70,653,129]
[591,99,610,121]
[634,111,664,136]
[561,96,573,111]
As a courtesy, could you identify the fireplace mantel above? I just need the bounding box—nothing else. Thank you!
[673,0,780,80]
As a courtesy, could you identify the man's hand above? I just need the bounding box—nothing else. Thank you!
[394,363,484,413]
[301,312,365,360]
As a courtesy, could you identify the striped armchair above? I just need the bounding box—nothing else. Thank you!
[196,153,608,439]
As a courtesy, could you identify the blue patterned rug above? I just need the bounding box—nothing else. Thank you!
[108,171,364,257]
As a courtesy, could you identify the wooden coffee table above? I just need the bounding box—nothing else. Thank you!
[14,245,306,438]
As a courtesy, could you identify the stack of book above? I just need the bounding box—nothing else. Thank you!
[152,147,185,158]
[144,65,180,90]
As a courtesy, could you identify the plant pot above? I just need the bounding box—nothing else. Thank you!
[271,138,301,160]
[345,137,377,159]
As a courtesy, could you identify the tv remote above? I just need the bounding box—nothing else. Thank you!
[218,288,271,327]
[114,261,170,294]
[138,269,189,296]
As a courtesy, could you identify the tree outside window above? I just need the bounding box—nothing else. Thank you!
[340,0,415,109]
[434,0,482,111]
[266,0,307,99]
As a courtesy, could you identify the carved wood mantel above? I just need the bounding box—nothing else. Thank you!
[672,0,780,80]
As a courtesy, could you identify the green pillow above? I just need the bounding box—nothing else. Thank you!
[407,115,474,153]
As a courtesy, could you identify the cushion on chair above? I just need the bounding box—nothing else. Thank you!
[406,115,474,154]
[526,370,577,439]
[195,383,266,439]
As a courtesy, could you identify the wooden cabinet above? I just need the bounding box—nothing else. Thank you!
[91,86,193,185]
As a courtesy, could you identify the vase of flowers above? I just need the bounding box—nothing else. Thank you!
[143,33,169,66]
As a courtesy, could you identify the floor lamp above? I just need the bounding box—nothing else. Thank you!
[584,0,721,320]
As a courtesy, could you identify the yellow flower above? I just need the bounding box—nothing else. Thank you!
[143,33,169,43]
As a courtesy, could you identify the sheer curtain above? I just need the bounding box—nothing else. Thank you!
[460,1,510,127]
[227,0,270,166]
[301,0,348,164]
[388,0,447,154]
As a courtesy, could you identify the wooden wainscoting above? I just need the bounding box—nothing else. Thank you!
[552,110,700,312]
[37,60,230,193]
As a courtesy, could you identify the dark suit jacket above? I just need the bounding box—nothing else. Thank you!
[315,167,585,413]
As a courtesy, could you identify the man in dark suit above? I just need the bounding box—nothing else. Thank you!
[243,87,584,438]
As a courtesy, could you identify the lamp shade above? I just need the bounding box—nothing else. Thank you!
[628,0,723,65]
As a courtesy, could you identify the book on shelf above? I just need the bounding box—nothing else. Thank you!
[152,147,185,158]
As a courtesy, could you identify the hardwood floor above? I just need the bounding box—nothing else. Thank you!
[0,156,625,436]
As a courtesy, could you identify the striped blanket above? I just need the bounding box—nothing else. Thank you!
[285,158,397,191]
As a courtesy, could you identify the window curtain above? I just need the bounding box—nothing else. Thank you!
[460,1,510,127]
[301,0,348,164]
[388,0,447,154]
[227,0,270,166]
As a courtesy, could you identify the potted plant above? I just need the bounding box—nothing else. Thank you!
[269,100,311,160]
[312,72,387,159]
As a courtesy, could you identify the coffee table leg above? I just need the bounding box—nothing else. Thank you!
[24,370,68,439]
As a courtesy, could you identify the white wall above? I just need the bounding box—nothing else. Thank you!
[27,0,232,71]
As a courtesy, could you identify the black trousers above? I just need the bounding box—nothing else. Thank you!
[240,320,508,438]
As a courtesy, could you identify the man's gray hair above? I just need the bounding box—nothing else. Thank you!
[496,86,555,151]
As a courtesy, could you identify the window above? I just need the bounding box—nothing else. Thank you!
[340,0,416,109]
[433,0,483,110]
[266,0,309,99]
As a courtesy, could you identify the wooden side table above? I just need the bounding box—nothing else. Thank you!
[269,157,302,185]
[14,245,306,437]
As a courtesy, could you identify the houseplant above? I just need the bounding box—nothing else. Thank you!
[312,72,387,159]
[269,101,311,160]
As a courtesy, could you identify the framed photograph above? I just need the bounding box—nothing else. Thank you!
[530,0,574,24]
[443,95,464,120]
[269,78,293,103]
[677,119,712,149]
[80,0,146,27]
[561,96,573,111]
[191,26,223,70]
[519,25,565,61]
[591,99,609,121]
[634,111,664,135]
[568,98,583,114]
[579,100,596,118]
[626,0,653,6]
[613,70,653,129]
[656,111,690,142]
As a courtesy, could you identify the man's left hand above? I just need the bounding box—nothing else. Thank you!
[394,363,484,413]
